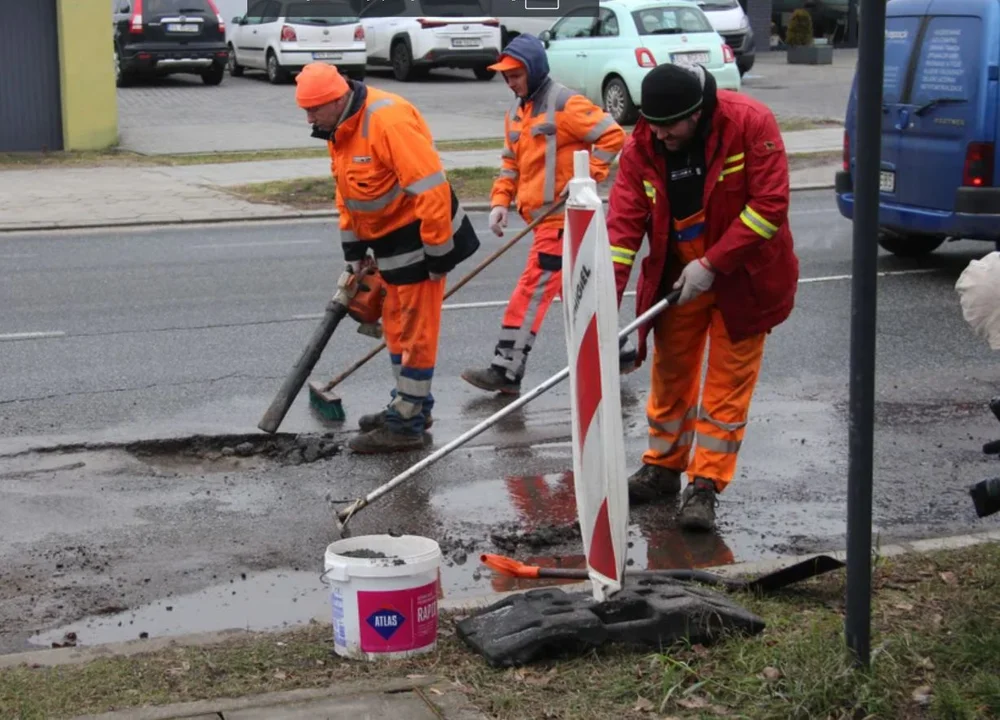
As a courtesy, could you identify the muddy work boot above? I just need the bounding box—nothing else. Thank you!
[358,410,432,433]
[627,464,682,505]
[461,366,521,395]
[348,426,430,454]
[678,477,720,532]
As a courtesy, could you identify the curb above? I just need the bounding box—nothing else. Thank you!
[2,527,997,670]
[0,183,837,235]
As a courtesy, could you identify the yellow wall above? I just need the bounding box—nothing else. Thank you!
[56,0,119,150]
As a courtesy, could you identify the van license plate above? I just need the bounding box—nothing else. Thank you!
[167,23,199,32]
[879,170,895,193]
[672,52,710,67]
[452,38,480,47]
[313,52,343,60]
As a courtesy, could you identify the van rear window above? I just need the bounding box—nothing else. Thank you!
[911,16,981,106]
[882,16,921,104]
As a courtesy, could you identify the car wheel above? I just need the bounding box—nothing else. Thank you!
[114,46,133,88]
[267,51,289,84]
[603,76,638,125]
[202,65,225,86]
[391,41,414,81]
[877,231,945,257]
[473,66,495,81]
[228,45,244,76]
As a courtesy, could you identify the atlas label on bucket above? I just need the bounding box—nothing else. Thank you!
[357,581,438,653]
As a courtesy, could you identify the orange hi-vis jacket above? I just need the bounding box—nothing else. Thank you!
[489,77,626,230]
[328,84,478,284]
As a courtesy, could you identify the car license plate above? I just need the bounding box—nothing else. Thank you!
[671,52,710,67]
[313,52,343,60]
[167,23,199,32]
[452,38,480,48]
[880,170,895,193]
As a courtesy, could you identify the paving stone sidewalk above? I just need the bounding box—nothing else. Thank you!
[0,129,842,233]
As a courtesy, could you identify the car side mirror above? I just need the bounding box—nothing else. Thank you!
[539,29,552,47]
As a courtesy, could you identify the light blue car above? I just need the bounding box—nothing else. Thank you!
[539,0,742,124]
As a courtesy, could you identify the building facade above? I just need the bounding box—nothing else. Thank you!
[0,0,118,153]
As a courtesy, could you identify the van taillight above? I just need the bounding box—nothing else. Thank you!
[635,48,657,68]
[129,0,143,33]
[962,142,994,187]
[354,24,364,41]
[843,131,850,171]
[281,24,297,42]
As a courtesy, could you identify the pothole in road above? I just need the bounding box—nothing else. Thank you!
[124,432,342,472]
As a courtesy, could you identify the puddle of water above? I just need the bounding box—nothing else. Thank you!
[29,569,329,648]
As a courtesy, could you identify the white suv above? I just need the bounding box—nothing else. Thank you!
[358,0,502,81]
[227,0,367,83]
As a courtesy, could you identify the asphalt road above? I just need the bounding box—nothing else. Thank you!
[115,51,855,154]
[2,191,999,653]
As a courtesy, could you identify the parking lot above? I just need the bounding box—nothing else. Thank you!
[116,50,857,155]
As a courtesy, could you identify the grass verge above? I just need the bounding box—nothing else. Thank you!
[0,119,838,169]
[224,151,842,210]
[2,542,998,720]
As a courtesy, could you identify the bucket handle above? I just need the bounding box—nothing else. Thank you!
[320,566,349,585]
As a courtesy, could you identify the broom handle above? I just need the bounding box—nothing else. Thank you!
[337,289,680,526]
[320,198,567,392]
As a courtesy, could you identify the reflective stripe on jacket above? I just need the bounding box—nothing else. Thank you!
[329,85,478,284]
[490,77,626,229]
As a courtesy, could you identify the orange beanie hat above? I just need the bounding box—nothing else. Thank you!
[295,63,350,108]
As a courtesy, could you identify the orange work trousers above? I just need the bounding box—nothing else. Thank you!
[490,227,563,382]
[643,291,766,491]
[381,276,445,434]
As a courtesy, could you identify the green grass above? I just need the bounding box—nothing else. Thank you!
[2,542,998,720]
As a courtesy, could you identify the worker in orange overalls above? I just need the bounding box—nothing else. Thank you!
[460,33,626,395]
[607,63,799,532]
[295,63,480,454]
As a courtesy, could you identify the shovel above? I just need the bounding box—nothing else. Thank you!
[333,289,681,535]
[479,552,846,593]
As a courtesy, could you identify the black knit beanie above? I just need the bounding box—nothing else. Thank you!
[640,64,706,125]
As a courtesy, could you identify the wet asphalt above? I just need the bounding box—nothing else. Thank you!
[2,192,999,653]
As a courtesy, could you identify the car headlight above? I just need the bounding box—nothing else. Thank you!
[739,14,749,29]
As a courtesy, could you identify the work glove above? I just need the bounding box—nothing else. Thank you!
[673,257,715,305]
[489,205,508,237]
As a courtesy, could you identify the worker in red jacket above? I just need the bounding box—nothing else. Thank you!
[606,63,799,532]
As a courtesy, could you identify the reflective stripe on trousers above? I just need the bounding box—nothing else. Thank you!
[381,276,445,434]
[642,291,766,489]
[490,226,562,382]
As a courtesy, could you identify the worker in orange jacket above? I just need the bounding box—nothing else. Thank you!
[460,34,626,395]
[295,63,480,454]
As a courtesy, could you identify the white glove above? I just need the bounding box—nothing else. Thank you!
[489,205,508,237]
[673,257,716,305]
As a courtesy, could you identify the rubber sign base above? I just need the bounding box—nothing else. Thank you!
[455,577,764,668]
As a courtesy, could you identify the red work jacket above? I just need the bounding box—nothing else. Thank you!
[607,90,799,363]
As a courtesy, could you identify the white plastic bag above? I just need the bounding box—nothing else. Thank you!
[955,250,1000,351]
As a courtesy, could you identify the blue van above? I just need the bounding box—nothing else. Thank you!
[835,0,1000,256]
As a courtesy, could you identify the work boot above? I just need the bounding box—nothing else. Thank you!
[358,410,432,433]
[627,464,682,505]
[348,427,430,454]
[678,477,719,532]
[461,366,521,395]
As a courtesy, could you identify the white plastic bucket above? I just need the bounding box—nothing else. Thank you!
[322,534,441,661]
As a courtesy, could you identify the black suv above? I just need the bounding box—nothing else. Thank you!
[113,0,229,86]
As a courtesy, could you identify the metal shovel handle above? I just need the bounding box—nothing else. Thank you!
[336,289,681,528]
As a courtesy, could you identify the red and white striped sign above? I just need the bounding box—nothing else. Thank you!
[561,150,629,601]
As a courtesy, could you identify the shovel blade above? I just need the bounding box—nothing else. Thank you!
[745,555,845,593]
